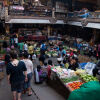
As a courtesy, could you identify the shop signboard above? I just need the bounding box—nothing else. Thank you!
[10,6,24,10]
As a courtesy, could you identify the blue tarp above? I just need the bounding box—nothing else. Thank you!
[80,63,87,69]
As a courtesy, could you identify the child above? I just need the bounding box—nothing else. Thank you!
[34,65,43,84]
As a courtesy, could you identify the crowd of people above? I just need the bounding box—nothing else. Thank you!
[4,40,82,100]
[3,38,100,100]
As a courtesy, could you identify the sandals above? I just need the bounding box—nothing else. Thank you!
[28,92,32,96]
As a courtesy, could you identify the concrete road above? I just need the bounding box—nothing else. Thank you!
[0,76,38,100]
[0,57,65,100]
[31,82,65,100]
[0,76,65,100]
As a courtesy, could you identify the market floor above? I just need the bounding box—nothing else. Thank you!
[31,82,65,100]
[0,72,65,100]
[0,76,38,100]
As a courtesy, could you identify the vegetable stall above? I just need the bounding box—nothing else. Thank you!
[47,65,99,99]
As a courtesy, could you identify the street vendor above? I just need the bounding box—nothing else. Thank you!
[68,56,79,71]
[93,60,100,80]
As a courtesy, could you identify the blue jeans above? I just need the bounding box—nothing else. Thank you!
[23,73,33,89]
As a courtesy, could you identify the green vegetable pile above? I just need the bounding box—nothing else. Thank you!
[80,74,98,82]
[61,76,79,83]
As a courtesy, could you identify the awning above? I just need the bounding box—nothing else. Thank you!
[6,19,65,24]
[67,21,100,29]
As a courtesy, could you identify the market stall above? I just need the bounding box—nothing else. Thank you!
[47,65,98,99]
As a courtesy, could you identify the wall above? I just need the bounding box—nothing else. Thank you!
[97,0,100,8]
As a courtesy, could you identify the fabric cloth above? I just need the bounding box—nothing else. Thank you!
[85,62,96,75]
[22,59,33,74]
[6,61,27,84]
[80,63,87,69]
[68,81,100,100]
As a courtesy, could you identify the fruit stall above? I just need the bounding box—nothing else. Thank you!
[48,66,98,99]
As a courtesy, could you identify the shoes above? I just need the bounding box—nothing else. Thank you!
[28,92,32,96]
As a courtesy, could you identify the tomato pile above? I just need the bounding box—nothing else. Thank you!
[67,82,83,91]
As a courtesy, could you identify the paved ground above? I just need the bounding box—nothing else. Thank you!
[0,75,65,100]
[0,58,65,100]
[0,75,38,100]
[31,81,65,100]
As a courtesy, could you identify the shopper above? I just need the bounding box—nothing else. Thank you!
[22,53,33,96]
[47,60,53,79]
[5,53,11,65]
[68,56,79,71]
[32,53,36,61]
[14,35,18,48]
[39,56,45,69]
[6,51,27,100]
[6,45,11,53]
[93,60,100,80]
[40,42,46,56]
[19,53,24,61]
[18,42,24,53]
[28,43,34,60]
[34,65,43,84]
[3,40,8,50]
